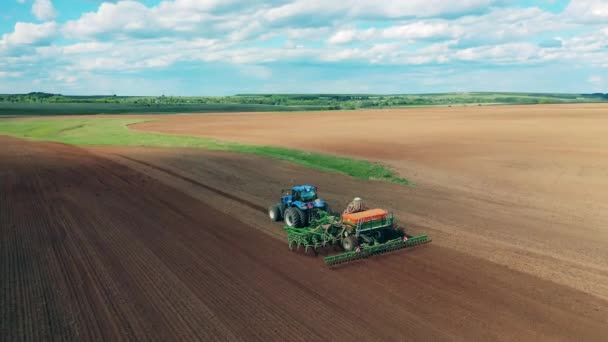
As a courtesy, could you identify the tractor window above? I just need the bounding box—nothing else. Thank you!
[300,189,317,202]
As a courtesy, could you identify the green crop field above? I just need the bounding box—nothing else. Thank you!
[0,117,411,184]
[0,102,324,116]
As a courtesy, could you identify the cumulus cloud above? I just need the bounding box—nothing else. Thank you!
[264,0,506,23]
[41,38,219,72]
[565,0,608,23]
[328,7,567,46]
[32,0,57,21]
[329,22,454,44]
[62,1,153,39]
[62,0,248,39]
[454,43,546,64]
[2,0,608,93]
[28,0,608,74]
[61,0,511,41]
[0,22,57,47]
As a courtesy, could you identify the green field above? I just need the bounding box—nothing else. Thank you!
[1,92,606,116]
[0,117,411,184]
[0,102,324,116]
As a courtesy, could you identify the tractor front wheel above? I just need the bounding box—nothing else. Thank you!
[284,207,305,228]
[341,235,359,252]
[269,204,281,222]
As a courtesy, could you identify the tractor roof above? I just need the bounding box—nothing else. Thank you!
[292,185,316,192]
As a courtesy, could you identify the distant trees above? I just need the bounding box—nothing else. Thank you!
[588,93,608,99]
[1,92,607,109]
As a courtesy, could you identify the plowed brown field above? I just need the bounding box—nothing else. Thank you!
[2,104,608,341]
[134,104,608,300]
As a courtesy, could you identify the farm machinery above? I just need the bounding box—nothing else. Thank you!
[268,185,330,228]
[269,186,430,266]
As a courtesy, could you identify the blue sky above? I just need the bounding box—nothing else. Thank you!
[0,0,606,95]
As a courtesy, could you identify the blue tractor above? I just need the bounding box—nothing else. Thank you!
[268,185,331,228]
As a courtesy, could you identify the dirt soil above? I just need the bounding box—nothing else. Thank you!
[2,131,608,341]
[134,104,608,301]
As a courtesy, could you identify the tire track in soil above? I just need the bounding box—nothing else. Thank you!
[115,154,267,213]
[3,137,608,341]
[107,154,432,328]
[100,145,608,341]
[105,155,400,340]
[90,160,386,341]
[1,138,396,341]
[148,196,395,340]
[55,158,247,340]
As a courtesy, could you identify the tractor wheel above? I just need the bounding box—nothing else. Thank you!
[300,209,310,226]
[341,235,359,252]
[268,204,281,222]
[284,207,305,228]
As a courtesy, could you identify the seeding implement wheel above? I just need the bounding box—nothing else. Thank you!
[374,230,385,243]
[341,235,359,252]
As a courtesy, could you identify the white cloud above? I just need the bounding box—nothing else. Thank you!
[328,7,566,46]
[0,22,57,47]
[329,22,454,44]
[52,72,78,84]
[2,0,608,93]
[62,1,154,39]
[32,0,57,21]
[0,71,23,77]
[62,0,246,39]
[588,76,602,83]
[453,43,549,64]
[61,0,509,42]
[61,42,113,55]
[559,28,608,68]
[43,38,218,72]
[565,0,608,23]
[265,0,506,23]
[328,29,357,44]
[281,27,330,41]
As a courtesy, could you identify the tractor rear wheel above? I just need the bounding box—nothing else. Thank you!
[341,235,359,252]
[269,204,281,222]
[284,207,305,228]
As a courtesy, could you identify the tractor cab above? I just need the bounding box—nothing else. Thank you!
[286,185,317,203]
[280,185,319,206]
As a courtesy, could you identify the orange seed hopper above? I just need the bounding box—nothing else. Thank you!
[342,209,389,226]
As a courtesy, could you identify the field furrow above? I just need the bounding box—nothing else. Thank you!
[3,104,608,342]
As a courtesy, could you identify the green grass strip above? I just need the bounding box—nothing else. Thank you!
[0,117,412,185]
